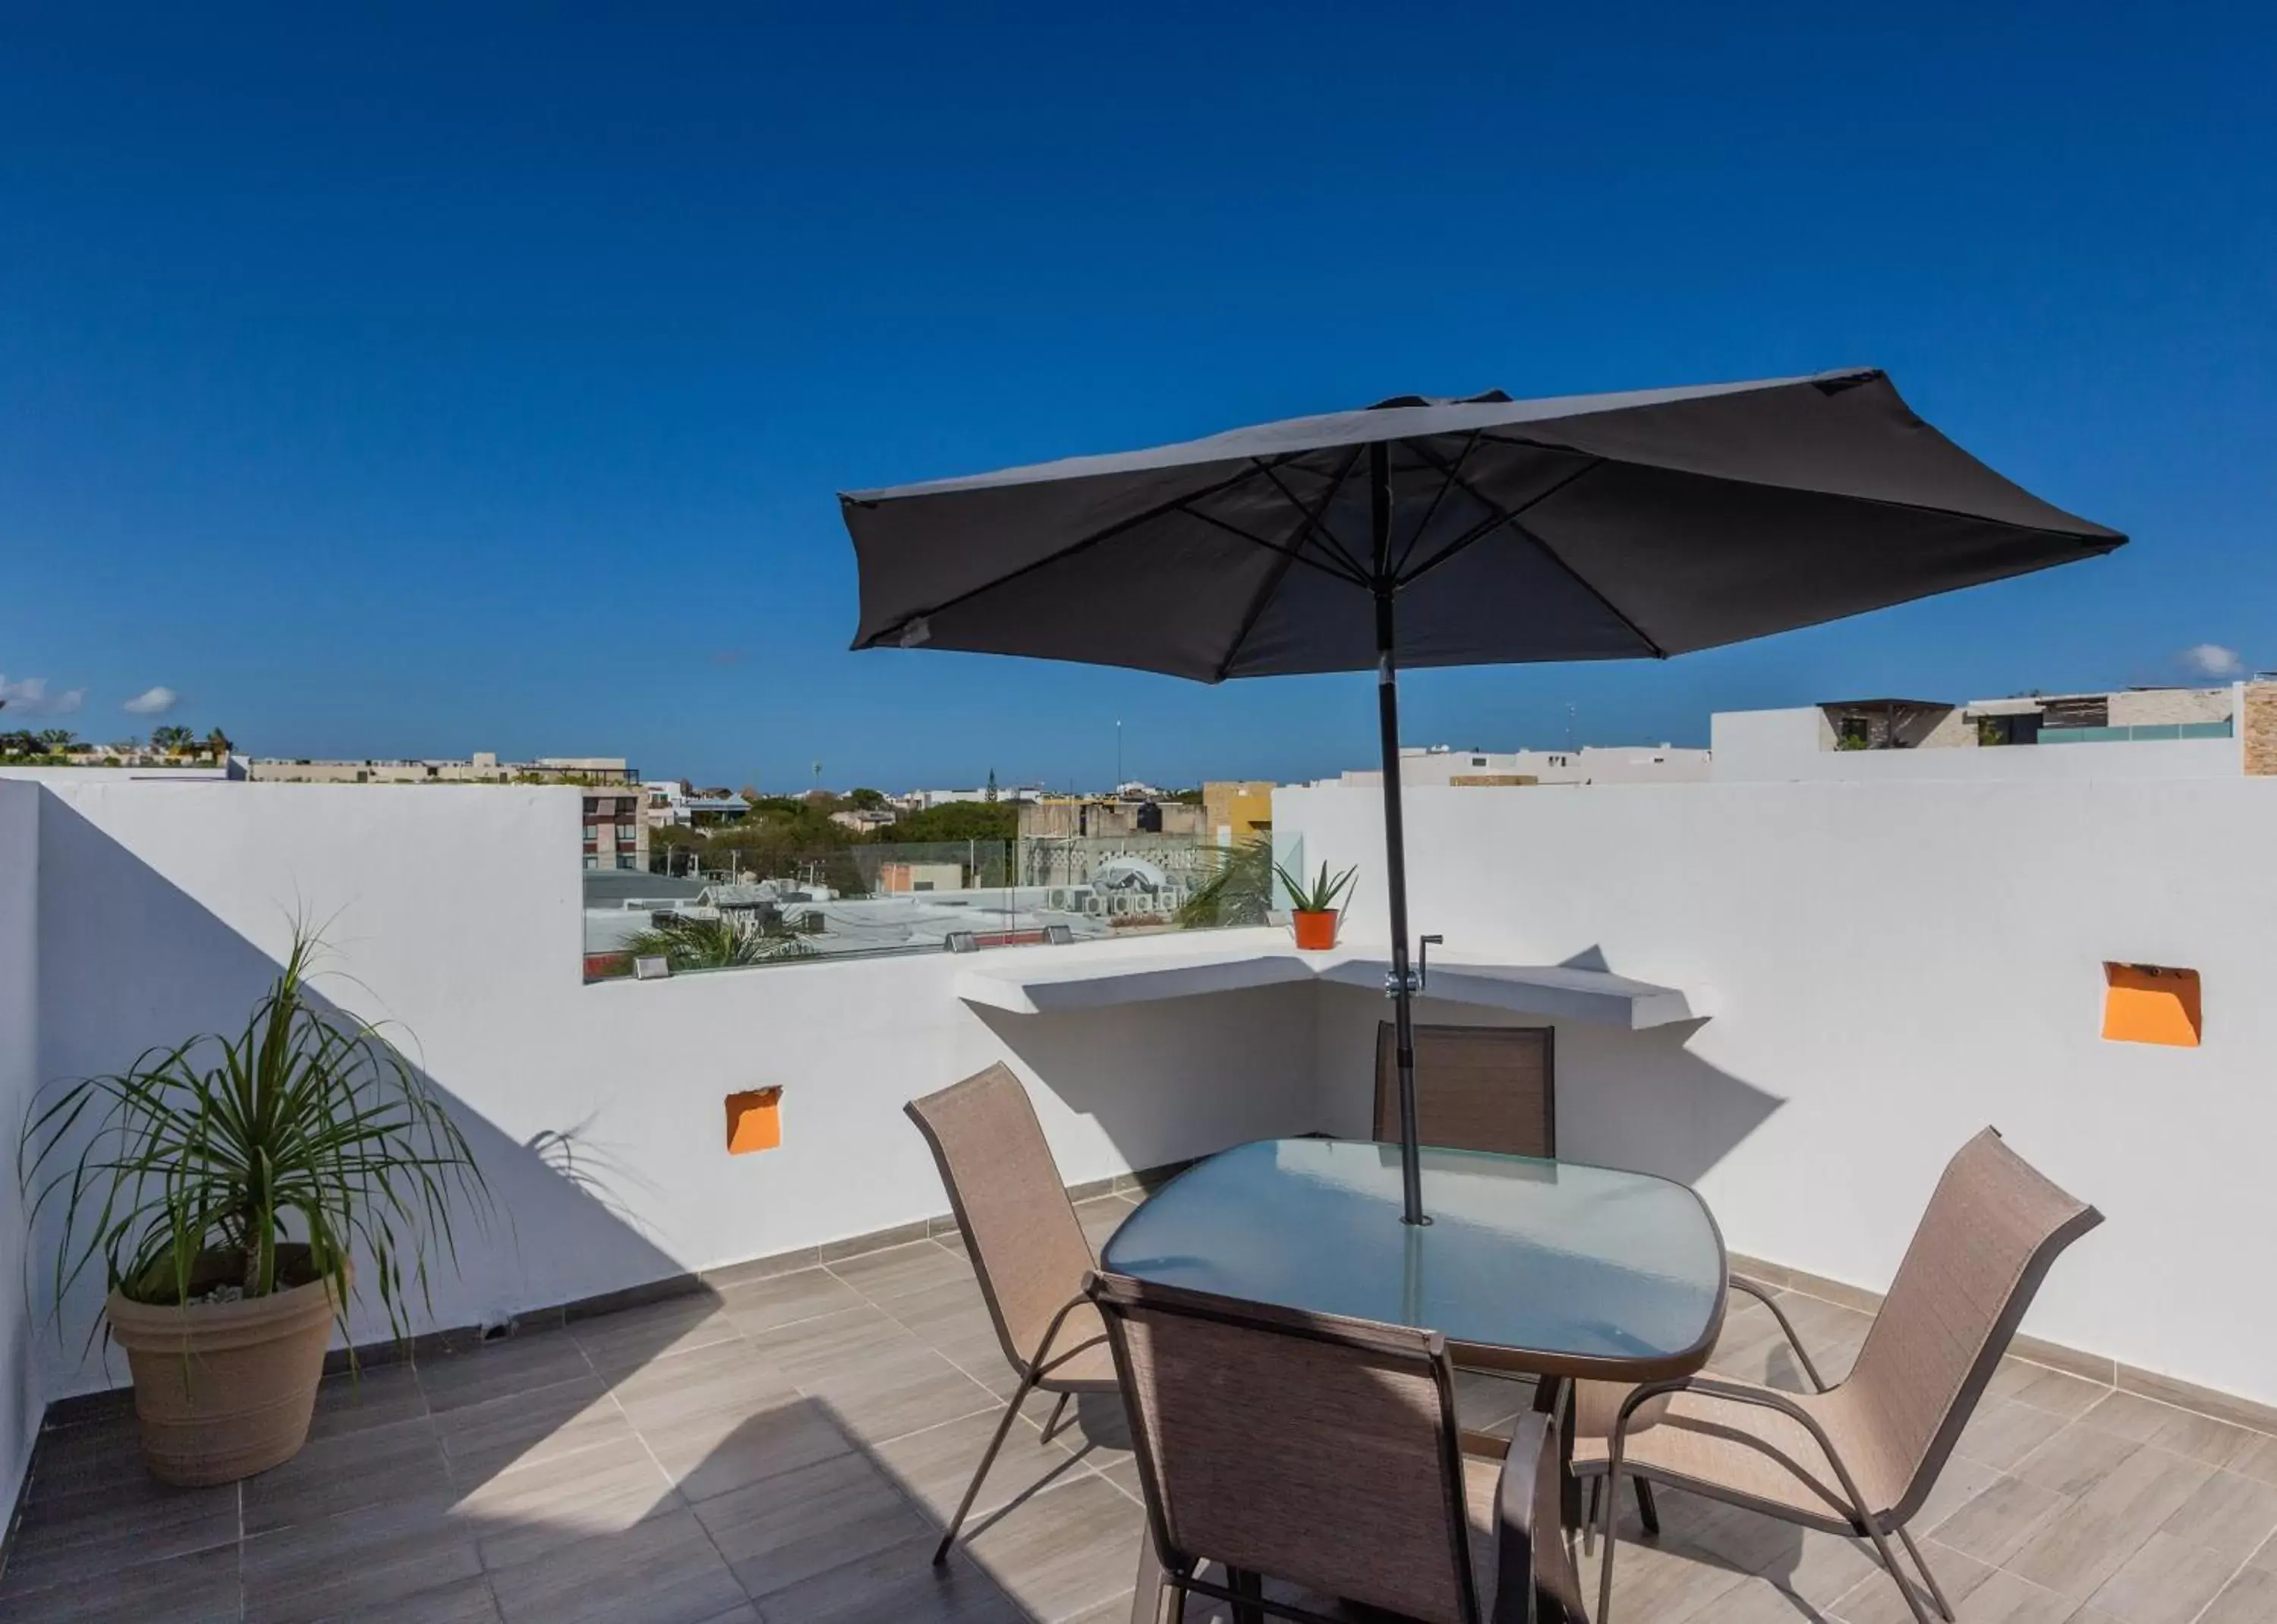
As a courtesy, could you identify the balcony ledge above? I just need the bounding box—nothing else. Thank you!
[953,927,1704,1029]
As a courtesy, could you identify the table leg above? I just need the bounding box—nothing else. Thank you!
[1531,1377,1581,1529]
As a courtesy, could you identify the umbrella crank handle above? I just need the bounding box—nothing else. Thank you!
[1385,935,1444,998]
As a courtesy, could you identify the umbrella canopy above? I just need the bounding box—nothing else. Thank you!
[842,369,2123,678]
[840,367,2124,1226]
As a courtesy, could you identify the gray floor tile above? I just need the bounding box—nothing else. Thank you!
[307,1571,503,1623]
[2079,1390,2255,1468]
[1929,1472,2071,1567]
[0,1537,241,1622]
[2081,1528,2238,1624]
[696,1448,933,1598]
[871,1403,1094,1523]
[2198,1566,2277,1624]
[414,1331,596,1415]
[2005,1444,2215,1598]
[827,1240,975,1304]
[962,1471,1147,1623]
[243,1490,484,1624]
[1828,1540,1998,1624]
[458,1431,682,1571]
[572,1292,744,1377]
[609,1335,801,1432]
[0,1474,238,1598]
[434,1376,627,1485]
[305,1361,430,1441]
[243,1410,452,1532]
[487,1506,746,1624]
[633,1394,860,1506]
[738,1302,914,1384]
[2162,1468,2277,1564]
[1957,1399,2074,1473]
[747,1531,1019,1623]
[798,1342,1000,1446]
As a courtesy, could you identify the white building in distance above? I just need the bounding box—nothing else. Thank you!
[1711,684,2260,782]
[1327,743,1711,789]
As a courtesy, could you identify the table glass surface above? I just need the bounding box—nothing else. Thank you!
[1100,1138,1725,1373]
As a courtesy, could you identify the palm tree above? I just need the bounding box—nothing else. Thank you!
[1176,835,1276,929]
[36,729,80,754]
[150,724,196,754]
[620,915,812,972]
[205,726,234,757]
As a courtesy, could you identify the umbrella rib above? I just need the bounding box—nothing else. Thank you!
[856,461,1277,647]
[1391,430,1482,580]
[1177,500,1374,590]
[1211,446,1368,681]
[1394,448,1671,658]
[1249,458,1373,581]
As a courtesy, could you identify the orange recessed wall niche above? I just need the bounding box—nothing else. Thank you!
[726,1087,783,1153]
[2101,964,2200,1048]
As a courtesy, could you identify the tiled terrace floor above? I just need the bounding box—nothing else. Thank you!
[5,1191,2275,1624]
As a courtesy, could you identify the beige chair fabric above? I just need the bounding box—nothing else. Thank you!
[1375,1023,1554,1160]
[1574,1128,2102,1624]
[905,1063,1116,1389]
[905,1065,1122,1565]
[1094,1269,1581,1624]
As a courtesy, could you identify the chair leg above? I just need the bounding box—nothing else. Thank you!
[1595,1461,1624,1624]
[1041,1390,1072,1445]
[1858,1512,1940,1624]
[1129,1542,1170,1624]
[1894,1523,1957,1622]
[1633,1478,1660,1537]
[1228,1564,1264,1624]
[933,1373,1036,1565]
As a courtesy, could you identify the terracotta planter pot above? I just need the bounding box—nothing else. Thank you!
[1290,909,1339,950]
[103,1246,344,1487]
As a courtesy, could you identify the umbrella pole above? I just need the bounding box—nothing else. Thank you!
[1370,444,1428,1227]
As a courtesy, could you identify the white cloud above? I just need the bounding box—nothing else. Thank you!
[2179,644,2244,678]
[0,675,87,715]
[121,685,180,716]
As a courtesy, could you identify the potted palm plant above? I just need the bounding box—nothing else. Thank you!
[1275,859,1357,950]
[19,929,487,1486]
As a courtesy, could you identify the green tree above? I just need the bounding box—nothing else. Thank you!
[150,724,196,754]
[876,801,1018,844]
[36,728,80,754]
[848,788,887,810]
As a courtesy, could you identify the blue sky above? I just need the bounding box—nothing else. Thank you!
[3,8,2272,791]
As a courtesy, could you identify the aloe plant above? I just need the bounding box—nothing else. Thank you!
[18,929,487,1345]
[1274,859,1359,914]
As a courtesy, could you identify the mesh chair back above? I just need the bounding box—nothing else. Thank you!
[1091,1270,1481,1624]
[1844,1128,2102,1520]
[1376,1023,1555,1160]
[905,1065,1096,1378]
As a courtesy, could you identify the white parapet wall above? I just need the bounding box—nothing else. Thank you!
[1278,777,2277,1408]
[0,782,44,1515]
[1711,705,2243,781]
[23,780,1320,1404]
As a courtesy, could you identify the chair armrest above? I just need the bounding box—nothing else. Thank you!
[1727,1274,1829,1393]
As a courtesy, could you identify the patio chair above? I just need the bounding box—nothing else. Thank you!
[1091,1267,1591,1624]
[1572,1127,2101,1624]
[1375,1022,1554,1160]
[905,1064,1121,1565]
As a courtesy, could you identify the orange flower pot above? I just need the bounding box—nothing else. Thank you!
[1290,910,1339,950]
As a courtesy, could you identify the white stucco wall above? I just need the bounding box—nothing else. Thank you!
[1278,777,2277,1406]
[28,781,1318,1401]
[0,781,43,1513]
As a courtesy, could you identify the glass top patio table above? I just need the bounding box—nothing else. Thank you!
[1100,1138,1727,1380]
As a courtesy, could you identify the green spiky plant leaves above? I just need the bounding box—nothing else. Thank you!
[1274,859,1359,915]
[619,914,814,971]
[18,928,489,1352]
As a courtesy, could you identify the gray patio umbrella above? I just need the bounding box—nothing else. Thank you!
[839,367,2124,1225]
